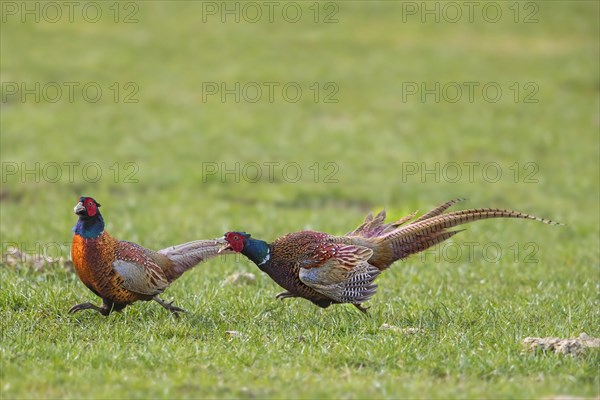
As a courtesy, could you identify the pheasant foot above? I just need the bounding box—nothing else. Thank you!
[153,296,185,317]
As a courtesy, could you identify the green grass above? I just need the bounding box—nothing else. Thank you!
[1,1,599,398]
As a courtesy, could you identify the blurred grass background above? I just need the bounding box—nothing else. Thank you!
[1,1,599,398]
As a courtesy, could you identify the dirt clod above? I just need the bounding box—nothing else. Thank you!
[522,333,600,356]
[380,323,424,335]
[221,272,256,286]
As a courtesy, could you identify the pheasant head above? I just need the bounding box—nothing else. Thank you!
[221,231,271,268]
[73,196,104,238]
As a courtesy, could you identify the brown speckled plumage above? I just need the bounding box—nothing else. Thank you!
[223,199,559,312]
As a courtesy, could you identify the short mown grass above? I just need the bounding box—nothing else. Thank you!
[1,1,599,398]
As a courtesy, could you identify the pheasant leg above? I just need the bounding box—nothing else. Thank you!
[153,296,185,316]
[353,303,370,314]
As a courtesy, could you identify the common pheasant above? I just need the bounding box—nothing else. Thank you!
[70,196,227,316]
[220,199,559,312]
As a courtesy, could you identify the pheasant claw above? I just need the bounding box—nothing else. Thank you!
[68,302,111,316]
[275,291,297,301]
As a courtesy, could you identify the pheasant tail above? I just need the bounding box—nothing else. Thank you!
[157,239,224,281]
[370,200,559,269]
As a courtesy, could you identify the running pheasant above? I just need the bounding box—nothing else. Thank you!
[70,196,227,316]
[220,199,559,312]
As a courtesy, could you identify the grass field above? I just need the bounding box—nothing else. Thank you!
[1,1,599,398]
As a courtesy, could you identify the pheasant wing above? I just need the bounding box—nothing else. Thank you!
[346,209,418,238]
[298,243,380,304]
[112,241,169,296]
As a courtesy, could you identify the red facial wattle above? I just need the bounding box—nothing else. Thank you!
[84,198,97,217]
[225,232,245,252]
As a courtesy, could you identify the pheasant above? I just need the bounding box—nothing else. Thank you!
[220,199,559,312]
[70,196,227,316]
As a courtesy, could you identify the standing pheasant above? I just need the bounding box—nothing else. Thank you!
[70,196,226,316]
[220,199,559,312]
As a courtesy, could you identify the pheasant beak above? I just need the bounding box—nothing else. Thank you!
[74,202,86,216]
[218,243,233,254]
[217,237,233,254]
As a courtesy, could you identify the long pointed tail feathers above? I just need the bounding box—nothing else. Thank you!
[365,199,560,269]
[157,239,227,281]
